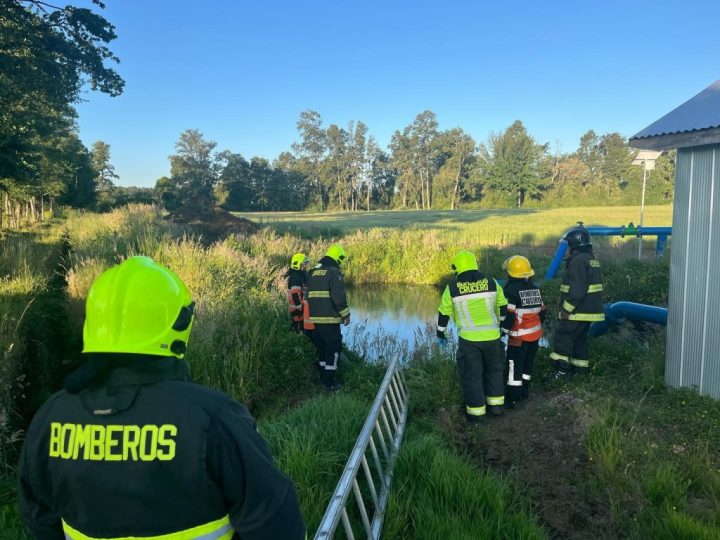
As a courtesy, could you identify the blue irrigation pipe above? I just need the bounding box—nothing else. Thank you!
[589,301,668,337]
[544,225,672,280]
[544,239,568,281]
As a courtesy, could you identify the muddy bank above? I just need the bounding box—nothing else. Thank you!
[437,391,613,539]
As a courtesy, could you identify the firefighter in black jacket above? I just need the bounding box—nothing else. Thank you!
[550,226,605,378]
[17,256,305,540]
[501,256,546,405]
[307,244,350,391]
[287,252,308,333]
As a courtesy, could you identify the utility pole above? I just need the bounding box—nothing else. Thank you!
[638,159,648,260]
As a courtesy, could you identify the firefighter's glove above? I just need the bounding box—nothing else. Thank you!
[342,315,351,326]
[436,329,447,340]
[559,309,570,320]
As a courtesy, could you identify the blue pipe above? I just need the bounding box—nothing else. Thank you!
[585,226,672,237]
[589,301,668,337]
[544,225,672,280]
[543,239,568,281]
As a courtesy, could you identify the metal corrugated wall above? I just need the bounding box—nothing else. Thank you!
[666,145,720,398]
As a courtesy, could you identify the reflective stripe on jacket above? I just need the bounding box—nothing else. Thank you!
[437,270,508,341]
[559,250,605,322]
[307,256,349,325]
[502,277,545,344]
[62,514,234,539]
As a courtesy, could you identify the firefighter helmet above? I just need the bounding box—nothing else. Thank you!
[326,244,347,265]
[563,226,592,249]
[503,255,535,278]
[451,250,479,274]
[83,256,194,358]
[290,252,307,270]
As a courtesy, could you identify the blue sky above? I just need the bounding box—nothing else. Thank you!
[74,0,720,187]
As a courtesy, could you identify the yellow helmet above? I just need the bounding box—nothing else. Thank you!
[83,256,194,358]
[451,250,478,274]
[290,252,307,270]
[503,255,535,279]
[326,244,347,265]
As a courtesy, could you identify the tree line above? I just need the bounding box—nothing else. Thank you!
[156,111,675,213]
[0,0,132,227]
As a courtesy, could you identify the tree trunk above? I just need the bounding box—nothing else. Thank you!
[366,182,371,211]
[426,173,430,208]
[451,172,461,210]
[401,175,408,208]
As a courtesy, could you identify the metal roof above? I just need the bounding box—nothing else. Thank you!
[630,80,720,141]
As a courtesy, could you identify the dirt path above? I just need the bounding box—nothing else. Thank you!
[438,391,614,539]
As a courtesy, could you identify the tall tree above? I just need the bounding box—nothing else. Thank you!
[158,129,219,211]
[409,111,439,209]
[479,120,548,207]
[575,130,602,183]
[648,150,676,202]
[389,128,414,208]
[91,141,118,192]
[292,110,327,209]
[324,124,351,210]
[599,132,636,191]
[435,128,476,209]
[217,152,252,210]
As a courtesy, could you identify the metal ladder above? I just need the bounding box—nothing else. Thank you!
[314,356,409,540]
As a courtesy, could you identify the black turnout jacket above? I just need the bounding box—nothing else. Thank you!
[17,355,305,540]
[307,256,350,324]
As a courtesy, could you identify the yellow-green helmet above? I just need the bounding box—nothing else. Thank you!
[326,244,347,265]
[290,252,307,270]
[503,255,535,279]
[83,256,194,359]
[451,250,478,274]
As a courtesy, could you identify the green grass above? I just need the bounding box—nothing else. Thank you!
[234,206,673,286]
[535,331,720,539]
[236,206,672,240]
[385,433,545,539]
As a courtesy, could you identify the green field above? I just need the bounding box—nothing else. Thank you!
[4,204,720,540]
[236,205,672,246]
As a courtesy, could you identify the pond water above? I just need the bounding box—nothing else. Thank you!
[344,285,456,361]
[343,284,547,361]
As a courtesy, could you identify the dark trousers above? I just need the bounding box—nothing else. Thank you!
[304,328,320,367]
[456,337,505,417]
[314,324,342,388]
[290,318,303,333]
[551,320,591,374]
[506,340,539,403]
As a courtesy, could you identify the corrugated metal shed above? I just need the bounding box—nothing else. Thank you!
[631,80,720,140]
[631,81,720,398]
[666,147,720,398]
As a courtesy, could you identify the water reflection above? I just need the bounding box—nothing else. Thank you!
[343,284,546,362]
[344,285,456,361]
